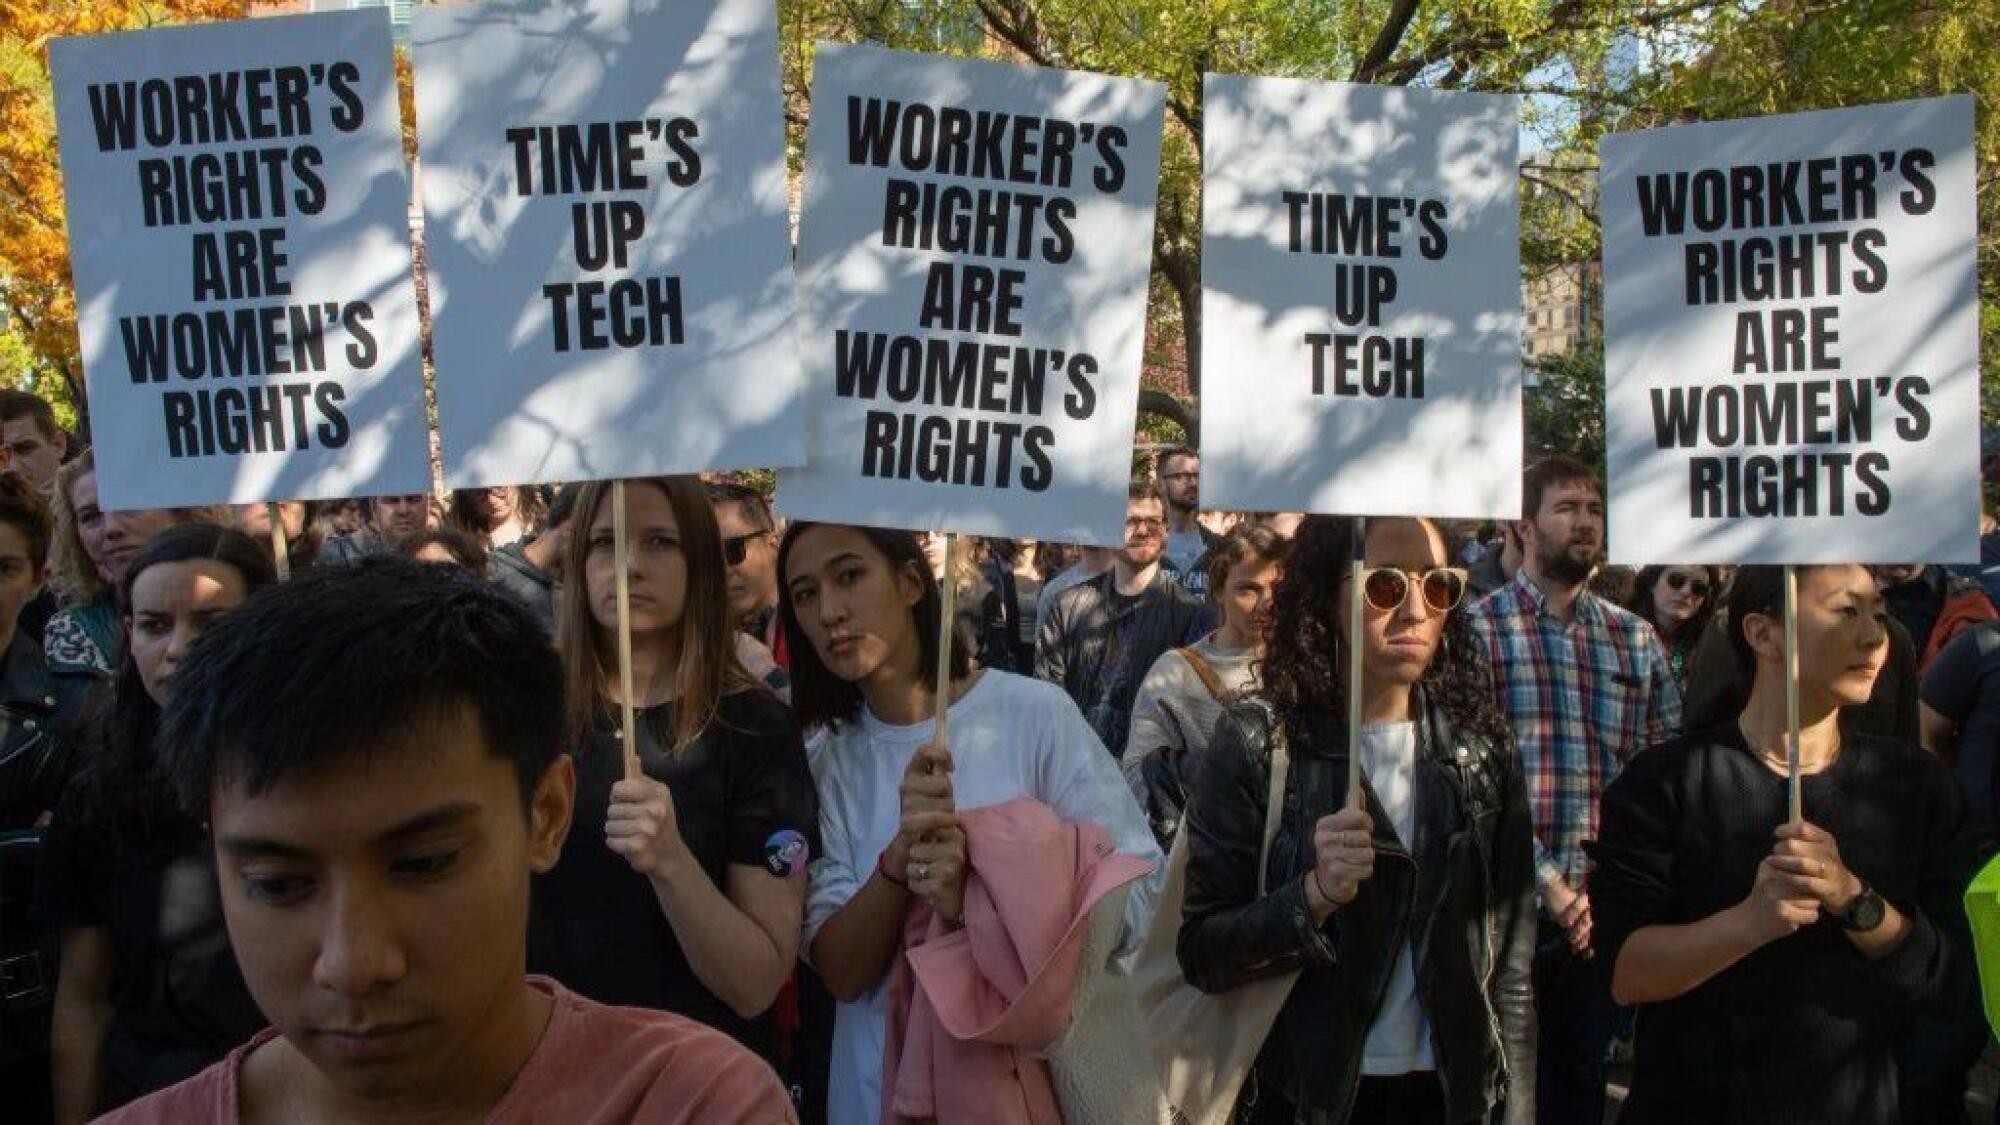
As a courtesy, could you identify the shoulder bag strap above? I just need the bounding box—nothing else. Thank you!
[1179,645,1228,701]
[1257,718,1290,897]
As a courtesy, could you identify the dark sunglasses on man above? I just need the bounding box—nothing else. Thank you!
[723,530,770,567]
[1663,570,1711,599]
[1355,567,1469,614]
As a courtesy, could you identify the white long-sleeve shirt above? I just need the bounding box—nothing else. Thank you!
[803,670,1163,1125]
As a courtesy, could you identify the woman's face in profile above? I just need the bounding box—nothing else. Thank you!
[1793,564,1890,707]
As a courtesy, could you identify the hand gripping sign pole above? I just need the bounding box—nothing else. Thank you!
[1785,565,1803,824]
[1346,517,1367,810]
[613,480,639,781]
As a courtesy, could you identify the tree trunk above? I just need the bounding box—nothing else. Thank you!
[1165,246,1201,400]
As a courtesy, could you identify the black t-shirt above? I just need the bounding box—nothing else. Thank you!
[1922,620,2000,832]
[1589,724,1988,1124]
[527,687,817,1060]
[32,788,263,1113]
[1886,569,1947,659]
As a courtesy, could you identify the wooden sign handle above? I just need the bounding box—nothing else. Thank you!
[613,480,639,781]
[933,532,958,747]
[1784,563,1802,824]
[1346,517,1367,810]
[268,501,292,582]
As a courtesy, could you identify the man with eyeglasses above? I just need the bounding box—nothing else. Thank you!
[1155,446,1218,597]
[1036,480,1208,758]
[1463,455,1681,1125]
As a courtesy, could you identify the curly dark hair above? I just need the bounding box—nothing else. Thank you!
[1262,514,1510,748]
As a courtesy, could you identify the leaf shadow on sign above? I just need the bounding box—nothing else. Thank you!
[235,150,433,510]
[1602,113,1978,566]
[63,11,431,514]
[1200,80,1521,520]
[412,0,800,490]
[779,45,1165,545]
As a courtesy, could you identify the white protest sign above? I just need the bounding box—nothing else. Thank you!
[775,44,1164,544]
[49,10,430,510]
[412,0,801,488]
[1601,97,1980,565]
[1200,75,1522,520]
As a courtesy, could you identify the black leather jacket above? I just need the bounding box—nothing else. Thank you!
[1177,693,1538,1124]
[0,629,70,830]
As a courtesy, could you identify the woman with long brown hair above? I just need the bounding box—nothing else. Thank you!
[526,477,817,1062]
[1624,564,1720,695]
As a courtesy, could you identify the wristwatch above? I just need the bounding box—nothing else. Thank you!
[1833,881,1887,933]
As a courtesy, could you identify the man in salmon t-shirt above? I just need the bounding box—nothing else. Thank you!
[97,561,796,1125]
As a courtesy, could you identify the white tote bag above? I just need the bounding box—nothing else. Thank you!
[1130,729,1297,1125]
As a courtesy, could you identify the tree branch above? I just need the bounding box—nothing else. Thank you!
[1351,0,1424,84]
[972,0,1058,68]
[1508,82,1645,106]
[1522,169,1600,227]
[1379,0,1721,88]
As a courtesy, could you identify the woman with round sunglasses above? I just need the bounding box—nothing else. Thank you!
[1178,515,1537,1125]
[1589,565,1984,1124]
[1625,565,1719,695]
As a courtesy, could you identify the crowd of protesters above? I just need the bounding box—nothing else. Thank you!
[0,397,1996,1124]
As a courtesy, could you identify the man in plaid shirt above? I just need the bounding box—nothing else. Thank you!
[1465,456,1682,1125]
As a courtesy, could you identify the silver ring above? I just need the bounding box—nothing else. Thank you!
[915,863,929,880]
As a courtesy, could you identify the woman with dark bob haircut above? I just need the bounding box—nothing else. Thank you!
[1591,564,1985,1123]
[38,524,276,1121]
[776,520,1159,1125]
[1177,514,1537,1125]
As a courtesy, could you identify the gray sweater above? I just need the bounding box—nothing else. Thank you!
[1119,632,1258,819]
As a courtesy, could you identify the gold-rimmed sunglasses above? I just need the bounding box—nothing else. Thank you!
[1350,567,1470,613]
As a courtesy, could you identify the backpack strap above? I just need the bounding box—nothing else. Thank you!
[1179,646,1229,701]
